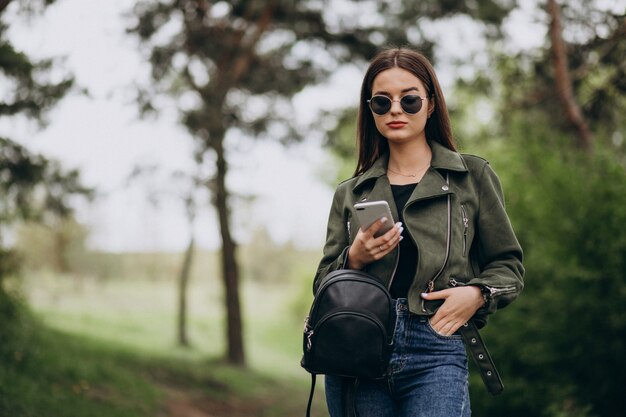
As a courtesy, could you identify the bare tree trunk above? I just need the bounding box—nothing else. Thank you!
[177,236,194,347]
[547,0,593,150]
[53,228,70,273]
[214,139,245,365]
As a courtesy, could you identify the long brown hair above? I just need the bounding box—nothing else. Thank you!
[354,48,456,176]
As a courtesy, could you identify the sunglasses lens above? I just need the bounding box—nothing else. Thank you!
[369,96,391,115]
[400,95,422,114]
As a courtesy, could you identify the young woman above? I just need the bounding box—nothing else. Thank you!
[313,48,524,416]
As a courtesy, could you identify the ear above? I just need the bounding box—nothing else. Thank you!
[427,98,435,118]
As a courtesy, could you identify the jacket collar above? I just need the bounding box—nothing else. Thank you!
[352,140,467,193]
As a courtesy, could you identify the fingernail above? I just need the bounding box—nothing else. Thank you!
[398,227,404,234]
[420,292,428,298]
[399,236,404,241]
[395,222,403,227]
[380,217,388,223]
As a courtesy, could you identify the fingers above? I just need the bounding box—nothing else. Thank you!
[368,221,402,259]
[363,216,391,238]
[351,220,403,266]
[425,287,484,336]
[372,221,402,249]
[420,288,451,301]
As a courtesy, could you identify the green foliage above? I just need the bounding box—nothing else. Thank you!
[323,108,359,184]
[0,4,91,284]
[0,20,73,122]
[239,227,319,284]
[0,139,91,223]
[15,219,89,273]
[469,122,626,417]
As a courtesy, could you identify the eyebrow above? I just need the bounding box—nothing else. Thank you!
[373,87,420,96]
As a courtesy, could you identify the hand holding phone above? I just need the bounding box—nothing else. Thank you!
[354,200,394,237]
[348,200,403,270]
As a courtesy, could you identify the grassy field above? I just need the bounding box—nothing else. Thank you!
[2,248,328,416]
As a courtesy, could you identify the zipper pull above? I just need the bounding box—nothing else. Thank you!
[427,280,434,292]
[306,330,314,351]
[449,278,458,287]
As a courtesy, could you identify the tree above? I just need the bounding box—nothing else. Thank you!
[489,1,626,145]
[0,1,91,285]
[547,0,592,150]
[129,0,515,365]
[127,162,207,348]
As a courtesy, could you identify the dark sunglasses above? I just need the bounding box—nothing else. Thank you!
[367,94,426,115]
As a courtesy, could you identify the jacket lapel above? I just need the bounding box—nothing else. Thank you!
[350,140,469,289]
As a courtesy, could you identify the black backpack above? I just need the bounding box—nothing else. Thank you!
[301,269,395,416]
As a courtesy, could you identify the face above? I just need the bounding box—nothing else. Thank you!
[369,67,433,145]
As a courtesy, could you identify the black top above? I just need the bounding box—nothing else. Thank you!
[389,183,418,299]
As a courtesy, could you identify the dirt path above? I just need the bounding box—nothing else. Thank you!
[158,384,276,417]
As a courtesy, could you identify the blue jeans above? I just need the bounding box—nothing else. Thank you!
[325,298,471,417]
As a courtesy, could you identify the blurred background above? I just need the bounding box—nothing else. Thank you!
[0,0,624,416]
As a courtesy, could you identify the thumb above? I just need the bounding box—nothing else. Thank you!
[420,289,451,300]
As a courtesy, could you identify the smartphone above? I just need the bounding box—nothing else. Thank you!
[354,200,394,238]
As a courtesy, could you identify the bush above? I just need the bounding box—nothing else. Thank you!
[471,125,626,417]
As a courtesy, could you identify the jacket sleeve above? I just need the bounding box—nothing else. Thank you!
[312,184,351,294]
[467,162,524,314]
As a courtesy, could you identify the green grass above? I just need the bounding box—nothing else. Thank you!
[1,250,327,416]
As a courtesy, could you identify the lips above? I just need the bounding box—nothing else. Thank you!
[387,121,407,129]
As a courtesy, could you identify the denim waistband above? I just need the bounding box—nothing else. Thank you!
[393,298,409,313]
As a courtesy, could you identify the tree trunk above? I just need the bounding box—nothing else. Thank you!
[213,138,245,365]
[547,0,593,150]
[177,236,194,347]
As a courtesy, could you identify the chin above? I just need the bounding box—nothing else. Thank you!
[384,132,416,144]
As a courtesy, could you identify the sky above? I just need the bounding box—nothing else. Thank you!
[1,0,548,252]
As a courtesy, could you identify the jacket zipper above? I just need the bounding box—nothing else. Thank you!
[347,220,351,243]
[483,285,517,297]
[425,174,452,296]
[461,204,469,257]
[386,243,401,290]
[419,174,452,310]
[449,278,517,300]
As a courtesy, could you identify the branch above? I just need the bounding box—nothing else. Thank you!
[0,0,12,15]
[547,0,593,151]
[230,3,275,83]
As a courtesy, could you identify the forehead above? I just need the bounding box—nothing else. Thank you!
[371,67,427,94]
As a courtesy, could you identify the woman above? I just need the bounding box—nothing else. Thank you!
[313,48,524,416]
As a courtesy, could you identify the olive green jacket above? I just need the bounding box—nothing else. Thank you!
[313,141,524,327]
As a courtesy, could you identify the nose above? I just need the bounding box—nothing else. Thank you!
[389,98,403,115]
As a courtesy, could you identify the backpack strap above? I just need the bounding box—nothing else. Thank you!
[341,377,358,417]
[306,375,359,417]
[306,374,316,417]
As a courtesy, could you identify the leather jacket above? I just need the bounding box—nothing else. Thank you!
[313,140,524,327]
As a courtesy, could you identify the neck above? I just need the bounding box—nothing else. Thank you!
[388,137,432,173]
